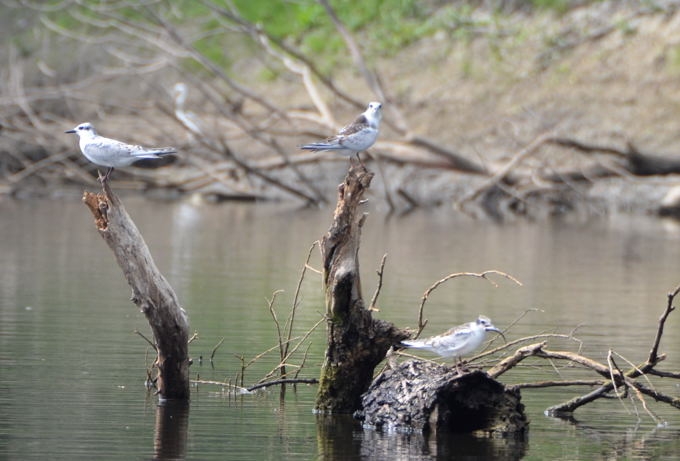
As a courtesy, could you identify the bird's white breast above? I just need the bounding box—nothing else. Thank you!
[340,127,378,152]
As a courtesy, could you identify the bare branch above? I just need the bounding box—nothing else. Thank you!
[246,378,319,392]
[459,131,555,205]
[648,284,679,363]
[267,289,286,364]
[210,337,225,362]
[368,253,388,311]
[416,270,523,336]
[134,329,158,351]
[285,242,318,358]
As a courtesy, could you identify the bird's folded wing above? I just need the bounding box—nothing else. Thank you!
[338,115,369,136]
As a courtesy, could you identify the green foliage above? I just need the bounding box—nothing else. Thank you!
[228,0,435,58]
[528,0,604,14]
[5,0,613,82]
[530,0,571,12]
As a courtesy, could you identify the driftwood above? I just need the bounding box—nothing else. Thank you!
[315,161,410,413]
[486,285,680,422]
[357,361,528,436]
[83,181,190,400]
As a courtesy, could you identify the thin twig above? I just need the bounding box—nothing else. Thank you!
[285,243,318,360]
[260,317,325,382]
[416,270,523,336]
[628,380,664,425]
[246,378,319,392]
[210,337,225,362]
[648,284,679,363]
[459,131,554,205]
[607,349,625,400]
[134,329,157,351]
[191,378,250,394]
[509,379,605,390]
[368,253,388,311]
[294,342,312,380]
[267,289,285,363]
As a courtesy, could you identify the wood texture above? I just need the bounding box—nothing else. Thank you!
[358,360,528,436]
[83,181,190,400]
[315,162,409,413]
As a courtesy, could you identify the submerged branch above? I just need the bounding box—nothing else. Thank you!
[247,378,319,392]
[483,286,680,420]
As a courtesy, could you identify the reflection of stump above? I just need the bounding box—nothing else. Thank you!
[154,401,190,458]
[315,162,410,413]
[357,360,528,436]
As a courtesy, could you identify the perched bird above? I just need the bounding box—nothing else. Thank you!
[401,316,506,361]
[65,122,176,182]
[300,101,382,160]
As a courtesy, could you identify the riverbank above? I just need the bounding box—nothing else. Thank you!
[3,1,680,218]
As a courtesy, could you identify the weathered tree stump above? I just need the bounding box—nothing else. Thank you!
[357,360,528,436]
[315,162,410,413]
[83,181,190,400]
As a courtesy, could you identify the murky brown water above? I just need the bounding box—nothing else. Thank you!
[2,196,680,460]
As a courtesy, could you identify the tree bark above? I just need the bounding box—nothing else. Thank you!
[83,181,190,400]
[315,161,410,413]
[357,360,528,436]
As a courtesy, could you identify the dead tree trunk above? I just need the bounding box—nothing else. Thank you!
[83,181,190,400]
[315,161,409,413]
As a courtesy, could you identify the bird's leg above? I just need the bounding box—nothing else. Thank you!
[349,153,358,167]
[454,357,469,374]
[101,167,114,184]
[354,151,365,167]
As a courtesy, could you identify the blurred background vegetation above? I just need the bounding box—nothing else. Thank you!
[3,0,679,217]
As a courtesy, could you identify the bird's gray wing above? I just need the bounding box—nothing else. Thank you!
[83,139,133,159]
[338,115,369,137]
[300,114,372,151]
[436,325,474,351]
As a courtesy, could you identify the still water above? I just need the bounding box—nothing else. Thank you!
[2,194,680,460]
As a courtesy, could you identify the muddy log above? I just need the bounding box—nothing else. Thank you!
[357,360,528,436]
[83,181,190,400]
[315,161,410,413]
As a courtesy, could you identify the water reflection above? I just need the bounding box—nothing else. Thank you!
[2,198,680,460]
[316,414,528,460]
[153,400,189,461]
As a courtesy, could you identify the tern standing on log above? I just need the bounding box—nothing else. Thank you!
[401,316,506,361]
[65,122,177,183]
[300,102,382,161]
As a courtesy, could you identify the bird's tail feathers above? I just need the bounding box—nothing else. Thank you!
[401,339,426,348]
[136,147,177,158]
[300,142,339,151]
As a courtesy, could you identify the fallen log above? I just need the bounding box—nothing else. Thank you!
[543,137,680,180]
[356,360,528,436]
[83,180,190,400]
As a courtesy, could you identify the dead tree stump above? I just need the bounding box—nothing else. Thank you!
[83,181,190,400]
[357,360,528,436]
[315,162,410,413]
